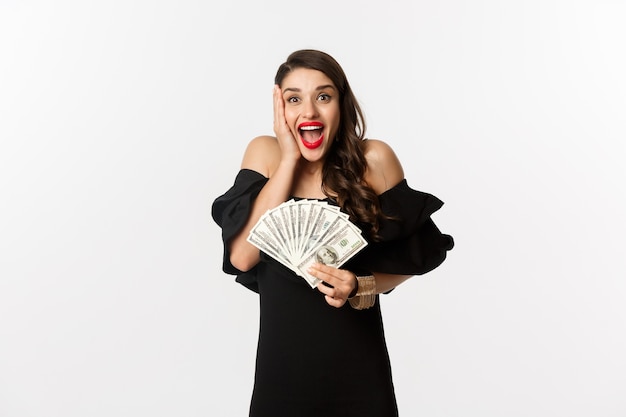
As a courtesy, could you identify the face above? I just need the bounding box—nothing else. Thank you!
[280,68,340,162]
[316,247,337,265]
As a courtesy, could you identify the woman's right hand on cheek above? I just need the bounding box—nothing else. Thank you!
[273,85,301,163]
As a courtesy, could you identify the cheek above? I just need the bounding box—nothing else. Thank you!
[329,116,341,137]
[327,107,341,130]
[284,108,298,125]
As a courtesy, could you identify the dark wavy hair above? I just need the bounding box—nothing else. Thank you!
[274,49,386,240]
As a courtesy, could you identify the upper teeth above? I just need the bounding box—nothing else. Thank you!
[301,125,322,131]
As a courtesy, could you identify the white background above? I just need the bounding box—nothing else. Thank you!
[1,1,625,416]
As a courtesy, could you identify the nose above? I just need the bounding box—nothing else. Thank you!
[302,99,319,119]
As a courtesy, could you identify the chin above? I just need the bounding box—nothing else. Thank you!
[300,149,327,163]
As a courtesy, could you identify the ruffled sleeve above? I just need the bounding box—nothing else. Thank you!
[345,179,454,276]
[211,169,268,292]
[212,172,453,292]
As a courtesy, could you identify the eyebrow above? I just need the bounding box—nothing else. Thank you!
[282,85,336,94]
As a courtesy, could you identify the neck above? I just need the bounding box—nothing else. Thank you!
[291,159,327,199]
[297,156,325,176]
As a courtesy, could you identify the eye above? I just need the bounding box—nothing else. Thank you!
[317,93,332,102]
[287,96,300,104]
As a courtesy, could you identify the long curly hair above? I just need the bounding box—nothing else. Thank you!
[274,49,387,240]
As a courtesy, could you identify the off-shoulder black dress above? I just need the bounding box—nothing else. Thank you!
[212,169,453,417]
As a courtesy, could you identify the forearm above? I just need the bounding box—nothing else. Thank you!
[346,271,413,310]
[228,160,297,271]
[371,272,413,294]
[307,264,415,309]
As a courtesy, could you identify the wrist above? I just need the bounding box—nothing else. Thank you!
[277,157,299,171]
[348,274,358,298]
[348,274,376,310]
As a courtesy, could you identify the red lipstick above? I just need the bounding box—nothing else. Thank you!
[298,122,324,150]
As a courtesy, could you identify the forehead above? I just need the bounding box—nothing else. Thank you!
[281,68,336,90]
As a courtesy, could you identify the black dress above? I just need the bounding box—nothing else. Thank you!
[212,169,454,417]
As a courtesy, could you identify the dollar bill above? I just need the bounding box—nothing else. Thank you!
[247,199,368,288]
[297,222,368,287]
[247,214,301,275]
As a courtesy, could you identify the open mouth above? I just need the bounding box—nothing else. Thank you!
[298,122,324,149]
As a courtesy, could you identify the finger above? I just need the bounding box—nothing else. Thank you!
[315,272,354,301]
[309,263,348,287]
[315,281,336,298]
[324,295,346,308]
[273,85,287,131]
[273,85,282,127]
[310,268,337,288]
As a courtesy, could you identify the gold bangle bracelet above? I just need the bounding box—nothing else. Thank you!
[348,274,376,310]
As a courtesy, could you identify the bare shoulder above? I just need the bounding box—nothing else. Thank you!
[240,135,281,178]
[363,139,405,194]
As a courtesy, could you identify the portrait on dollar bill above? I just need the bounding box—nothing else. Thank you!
[315,246,338,266]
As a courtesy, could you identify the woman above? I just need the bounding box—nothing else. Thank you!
[212,49,453,417]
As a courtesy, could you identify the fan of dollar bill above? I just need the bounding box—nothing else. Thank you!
[247,199,368,288]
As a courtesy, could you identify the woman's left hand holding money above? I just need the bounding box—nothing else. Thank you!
[308,263,357,308]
